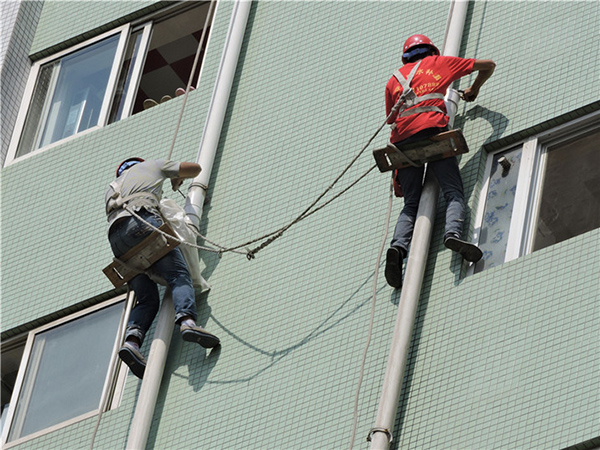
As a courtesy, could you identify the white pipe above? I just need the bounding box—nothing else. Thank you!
[126,293,175,450]
[185,0,253,230]
[368,2,469,448]
[126,2,252,449]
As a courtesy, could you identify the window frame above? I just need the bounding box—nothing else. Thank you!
[6,25,132,165]
[0,294,131,448]
[109,21,153,123]
[5,0,216,167]
[471,110,600,273]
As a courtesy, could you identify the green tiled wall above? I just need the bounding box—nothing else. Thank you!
[2,1,598,449]
[30,0,167,58]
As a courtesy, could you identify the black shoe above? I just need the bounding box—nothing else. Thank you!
[385,247,404,288]
[181,324,221,348]
[118,344,146,379]
[444,235,483,263]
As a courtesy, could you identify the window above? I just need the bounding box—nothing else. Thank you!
[7,2,213,163]
[472,112,600,273]
[1,337,26,434]
[15,33,124,159]
[1,297,128,447]
[530,130,599,252]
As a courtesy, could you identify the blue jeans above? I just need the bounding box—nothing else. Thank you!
[108,209,196,344]
[391,127,465,252]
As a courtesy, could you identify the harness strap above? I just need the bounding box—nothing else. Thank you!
[106,172,161,223]
[390,60,446,128]
[393,60,422,94]
[400,105,444,117]
[415,93,445,102]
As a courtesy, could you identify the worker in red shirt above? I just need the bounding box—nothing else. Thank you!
[384,34,496,289]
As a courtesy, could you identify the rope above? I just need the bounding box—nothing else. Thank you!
[200,163,377,257]
[124,205,247,256]
[166,1,216,160]
[236,86,408,258]
[229,105,403,259]
[348,175,394,449]
[122,162,376,260]
[112,0,410,262]
[126,87,404,260]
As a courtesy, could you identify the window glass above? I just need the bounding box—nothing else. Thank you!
[474,147,522,273]
[108,29,146,123]
[15,62,58,157]
[16,34,120,158]
[7,302,123,442]
[532,129,600,251]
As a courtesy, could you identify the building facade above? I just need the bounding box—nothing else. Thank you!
[1,1,598,449]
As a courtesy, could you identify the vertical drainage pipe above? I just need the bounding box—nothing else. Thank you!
[126,292,174,450]
[185,0,252,230]
[368,2,469,449]
[126,2,252,449]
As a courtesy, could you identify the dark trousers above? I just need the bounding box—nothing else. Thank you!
[108,209,196,344]
[390,127,465,252]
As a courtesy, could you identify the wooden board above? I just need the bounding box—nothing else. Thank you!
[103,223,180,288]
[372,129,469,172]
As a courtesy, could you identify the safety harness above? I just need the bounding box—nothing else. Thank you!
[105,171,160,226]
[389,59,446,129]
[104,170,170,281]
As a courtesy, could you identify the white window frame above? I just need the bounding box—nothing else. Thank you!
[6,25,132,166]
[0,294,132,448]
[111,22,153,122]
[5,1,216,167]
[471,110,600,272]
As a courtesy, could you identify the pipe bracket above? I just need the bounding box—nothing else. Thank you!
[367,427,393,443]
[189,182,209,191]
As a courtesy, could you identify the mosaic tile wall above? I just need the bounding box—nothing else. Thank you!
[2,1,598,449]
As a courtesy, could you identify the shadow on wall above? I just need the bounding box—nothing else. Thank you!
[192,268,386,385]
[459,104,509,147]
[142,251,387,446]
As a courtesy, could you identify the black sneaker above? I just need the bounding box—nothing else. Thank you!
[118,344,146,379]
[385,247,404,288]
[444,235,483,263]
[181,324,221,348]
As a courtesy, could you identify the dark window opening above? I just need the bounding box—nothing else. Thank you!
[532,129,600,251]
[132,4,210,114]
[1,338,26,430]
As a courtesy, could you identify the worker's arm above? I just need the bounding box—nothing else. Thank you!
[462,59,496,102]
[171,162,201,191]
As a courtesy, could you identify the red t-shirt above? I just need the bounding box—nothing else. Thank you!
[385,55,475,143]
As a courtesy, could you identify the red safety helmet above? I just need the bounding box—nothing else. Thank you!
[402,34,440,64]
[116,157,144,177]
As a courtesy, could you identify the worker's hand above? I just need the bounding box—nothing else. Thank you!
[462,86,479,102]
[171,177,184,191]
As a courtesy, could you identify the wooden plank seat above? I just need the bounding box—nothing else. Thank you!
[103,223,180,288]
[372,129,469,172]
